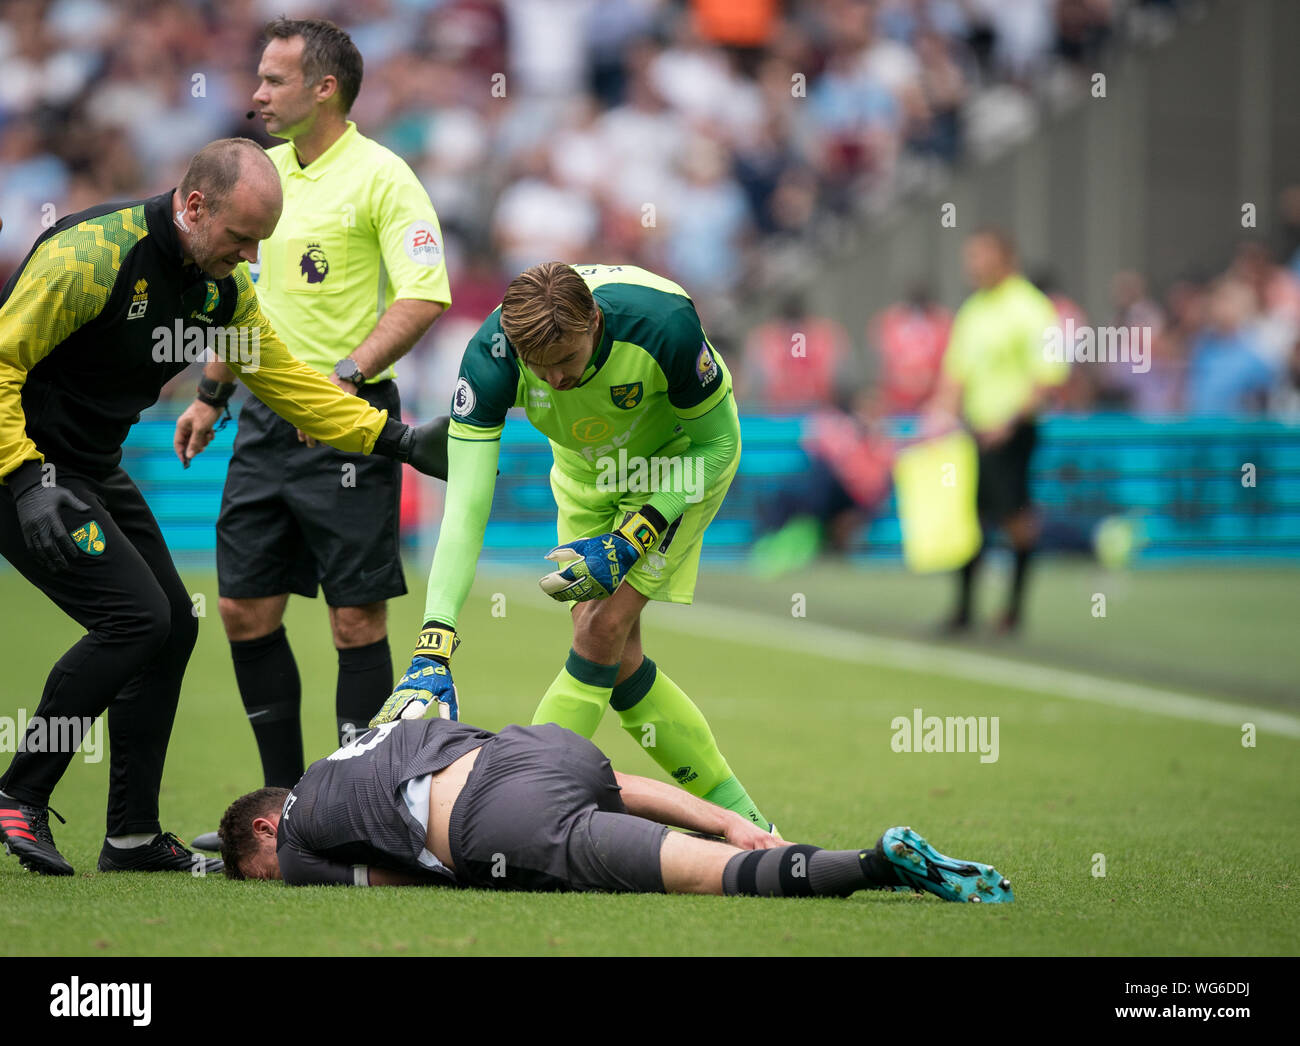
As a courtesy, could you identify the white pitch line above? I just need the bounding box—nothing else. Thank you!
[642,600,1300,740]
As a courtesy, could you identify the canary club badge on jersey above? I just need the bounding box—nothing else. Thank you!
[610,382,643,409]
[696,342,719,386]
[71,521,107,556]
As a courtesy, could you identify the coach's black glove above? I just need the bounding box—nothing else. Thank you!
[372,415,449,481]
[8,463,92,574]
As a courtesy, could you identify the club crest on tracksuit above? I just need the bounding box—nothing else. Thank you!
[71,521,107,556]
[609,382,643,409]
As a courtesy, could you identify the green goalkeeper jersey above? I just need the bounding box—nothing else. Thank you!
[427,264,739,627]
[448,264,731,476]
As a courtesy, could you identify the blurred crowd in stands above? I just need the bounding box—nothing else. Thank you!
[5,0,1295,422]
[741,228,1300,422]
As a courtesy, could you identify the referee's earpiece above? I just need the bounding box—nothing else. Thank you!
[174,209,190,233]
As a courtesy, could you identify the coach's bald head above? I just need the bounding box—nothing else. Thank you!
[173,137,282,279]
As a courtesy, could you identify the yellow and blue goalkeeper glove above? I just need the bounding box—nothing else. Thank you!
[539,507,668,602]
[370,623,460,725]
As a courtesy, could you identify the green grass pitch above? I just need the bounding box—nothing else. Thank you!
[1,561,1296,956]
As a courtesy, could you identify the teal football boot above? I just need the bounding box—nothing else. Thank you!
[879,826,1014,903]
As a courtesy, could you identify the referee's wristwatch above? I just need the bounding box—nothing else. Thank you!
[334,358,367,387]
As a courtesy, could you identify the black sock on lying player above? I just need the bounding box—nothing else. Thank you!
[232,626,303,788]
[721,843,897,897]
[336,637,393,745]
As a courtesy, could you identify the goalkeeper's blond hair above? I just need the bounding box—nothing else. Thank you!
[500,262,598,363]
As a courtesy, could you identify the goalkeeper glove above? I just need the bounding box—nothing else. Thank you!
[370,623,460,726]
[539,507,668,602]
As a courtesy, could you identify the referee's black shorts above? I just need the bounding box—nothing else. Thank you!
[976,417,1037,523]
[216,380,407,607]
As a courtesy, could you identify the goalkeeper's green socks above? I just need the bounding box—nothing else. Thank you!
[611,658,768,827]
[530,651,769,829]
[531,649,617,738]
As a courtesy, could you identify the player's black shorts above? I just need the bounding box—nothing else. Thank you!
[449,724,669,893]
[216,380,407,606]
[976,418,1037,522]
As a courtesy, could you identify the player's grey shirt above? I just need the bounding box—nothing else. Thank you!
[277,719,494,886]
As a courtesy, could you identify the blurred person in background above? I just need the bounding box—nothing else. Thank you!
[870,282,950,416]
[1093,269,1164,411]
[750,387,895,576]
[1029,268,1093,413]
[0,120,71,274]
[1132,276,1198,416]
[908,28,968,165]
[1054,0,1114,70]
[925,228,1068,634]
[1229,242,1300,404]
[737,293,852,413]
[1277,185,1300,281]
[492,145,601,280]
[661,134,754,306]
[809,27,902,214]
[1185,276,1277,415]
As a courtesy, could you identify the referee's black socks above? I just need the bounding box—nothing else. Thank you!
[953,546,983,627]
[722,843,897,897]
[336,638,392,745]
[1007,546,1033,625]
[231,626,303,788]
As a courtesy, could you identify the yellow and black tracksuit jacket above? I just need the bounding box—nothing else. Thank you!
[0,189,392,496]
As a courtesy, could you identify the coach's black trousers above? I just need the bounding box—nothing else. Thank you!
[0,464,197,836]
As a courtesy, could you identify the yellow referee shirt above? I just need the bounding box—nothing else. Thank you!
[941,274,1067,432]
[253,121,452,382]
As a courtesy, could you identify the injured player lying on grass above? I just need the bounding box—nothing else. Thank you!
[217,718,1013,902]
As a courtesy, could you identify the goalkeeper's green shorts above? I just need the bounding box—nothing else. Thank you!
[549,457,738,604]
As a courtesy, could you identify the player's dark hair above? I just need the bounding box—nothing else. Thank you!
[219,786,291,880]
[179,137,276,213]
[264,16,364,114]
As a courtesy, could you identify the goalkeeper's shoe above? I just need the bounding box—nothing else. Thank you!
[539,508,666,602]
[877,826,1013,903]
[97,832,224,875]
[0,798,73,876]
